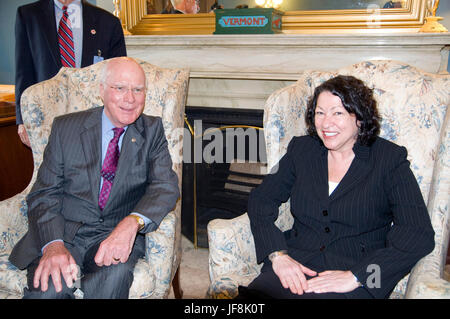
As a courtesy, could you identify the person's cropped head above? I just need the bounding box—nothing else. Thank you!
[100,57,147,128]
[171,0,199,14]
[306,75,380,150]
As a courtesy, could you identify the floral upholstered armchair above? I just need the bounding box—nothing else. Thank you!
[0,58,189,298]
[207,60,450,299]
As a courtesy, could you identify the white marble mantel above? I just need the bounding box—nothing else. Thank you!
[126,33,450,110]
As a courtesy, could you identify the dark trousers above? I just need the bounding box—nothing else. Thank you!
[23,233,145,299]
[238,268,373,299]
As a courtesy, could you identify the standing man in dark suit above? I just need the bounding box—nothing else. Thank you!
[15,0,127,147]
[9,57,180,299]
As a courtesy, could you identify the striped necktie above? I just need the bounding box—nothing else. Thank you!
[58,6,75,68]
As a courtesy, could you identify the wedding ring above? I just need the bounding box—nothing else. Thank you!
[113,257,120,262]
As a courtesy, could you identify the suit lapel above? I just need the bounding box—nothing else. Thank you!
[329,144,372,202]
[81,1,97,67]
[309,145,329,202]
[105,118,145,210]
[40,0,61,69]
[80,108,103,205]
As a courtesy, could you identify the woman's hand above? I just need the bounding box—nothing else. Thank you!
[305,270,360,294]
[272,254,317,295]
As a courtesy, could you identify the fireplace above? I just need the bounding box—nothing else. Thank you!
[181,106,267,248]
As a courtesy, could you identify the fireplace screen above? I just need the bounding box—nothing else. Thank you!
[182,106,267,248]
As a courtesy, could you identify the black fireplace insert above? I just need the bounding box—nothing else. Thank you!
[182,106,267,248]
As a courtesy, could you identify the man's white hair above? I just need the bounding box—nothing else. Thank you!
[100,57,147,87]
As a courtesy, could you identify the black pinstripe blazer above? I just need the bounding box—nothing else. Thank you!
[248,135,434,298]
[9,107,179,270]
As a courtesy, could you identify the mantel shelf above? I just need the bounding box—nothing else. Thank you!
[127,33,450,46]
[127,33,450,77]
[126,32,450,110]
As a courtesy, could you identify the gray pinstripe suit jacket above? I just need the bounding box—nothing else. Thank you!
[9,107,179,270]
[248,135,435,298]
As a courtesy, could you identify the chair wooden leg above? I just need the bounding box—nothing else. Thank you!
[172,266,183,299]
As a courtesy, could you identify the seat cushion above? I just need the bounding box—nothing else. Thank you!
[0,251,26,297]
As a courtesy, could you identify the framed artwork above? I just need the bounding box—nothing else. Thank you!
[115,0,428,34]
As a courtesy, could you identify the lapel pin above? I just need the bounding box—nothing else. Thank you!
[131,138,136,143]
[91,29,96,35]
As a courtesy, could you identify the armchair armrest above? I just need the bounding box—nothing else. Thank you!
[0,192,29,254]
[207,213,262,299]
[142,207,179,298]
[405,273,450,298]
[405,118,450,299]
[405,203,450,298]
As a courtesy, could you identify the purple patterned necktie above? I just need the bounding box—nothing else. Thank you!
[98,127,125,210]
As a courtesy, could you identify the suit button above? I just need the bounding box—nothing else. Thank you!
[99,218,104,223]
[320,245,325,251]
[322,210,328,216]
[325,227,330,233]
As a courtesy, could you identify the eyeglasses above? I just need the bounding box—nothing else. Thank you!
[108,85,145,96]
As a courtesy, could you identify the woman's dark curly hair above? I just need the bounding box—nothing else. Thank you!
[305,75,381,146]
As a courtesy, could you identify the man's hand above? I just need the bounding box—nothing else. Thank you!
[272,254,317,295]
[94,216,140,267]
[34,241,78,293]
[305,270,360,294]
[18,124,30,147]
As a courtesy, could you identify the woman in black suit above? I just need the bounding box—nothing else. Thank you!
[241,75,435,299]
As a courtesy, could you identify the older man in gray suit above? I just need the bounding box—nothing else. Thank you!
[9,57,179,299]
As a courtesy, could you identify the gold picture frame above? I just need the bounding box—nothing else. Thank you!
[117,0,428,35]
